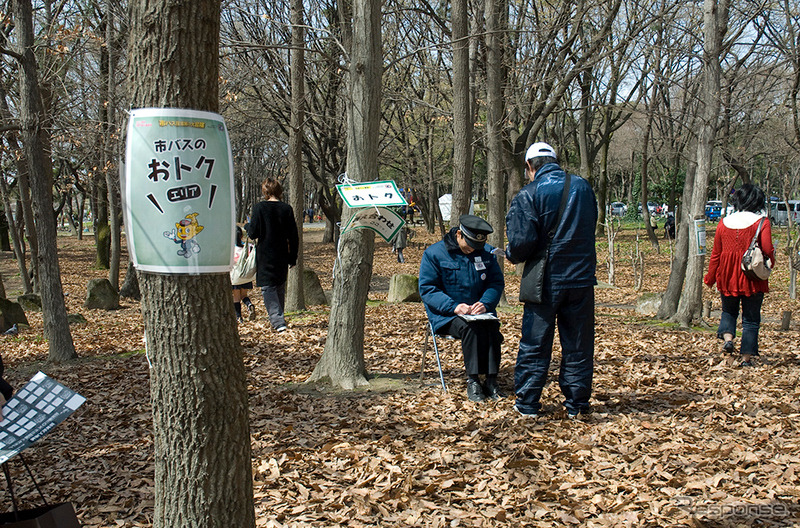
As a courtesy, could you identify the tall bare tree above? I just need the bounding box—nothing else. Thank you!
[484,0,507,255]
[285,0,306,311]
[127,1,255,526]
[310,0,382,388]
[9,0,76,361]
[674,0,730,325]
[450,0,472,222]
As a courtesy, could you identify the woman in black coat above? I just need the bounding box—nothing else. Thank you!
[245,178,299,332]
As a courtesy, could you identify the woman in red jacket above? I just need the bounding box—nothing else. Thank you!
[704,184,775,367]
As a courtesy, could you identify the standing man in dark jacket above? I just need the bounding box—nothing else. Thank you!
[245,178,299,333]
[419,215,505,402]
[506,143,597,418]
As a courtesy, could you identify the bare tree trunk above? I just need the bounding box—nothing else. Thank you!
[450,0,472,222]
[0,173,32,293]
[675,0,729,326]
[13,0,76,361]
[128,1,255,526]
[105,0,122,290]
[485,0,507,302]
[310,0,381,389]
[426,123,445,237]
[595,132,610,236]
[119,260,140,300]
[658,157,697,319]
[640,71,661,252]
[286,0,306,312]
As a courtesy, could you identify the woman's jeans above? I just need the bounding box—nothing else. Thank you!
[718,292,763,356]
[261,283,287,329]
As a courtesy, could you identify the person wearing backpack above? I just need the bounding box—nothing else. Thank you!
[704,184,775,367]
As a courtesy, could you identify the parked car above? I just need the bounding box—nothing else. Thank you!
[609,202,627,217]
[769,200,800,226]
[705,200,723,220]
[637,202,658,216]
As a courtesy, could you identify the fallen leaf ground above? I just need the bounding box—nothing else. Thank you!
[1,223,800,527]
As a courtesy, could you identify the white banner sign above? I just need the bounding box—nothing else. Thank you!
[694,218,707,256]
[124,108,235,274]
[336,180,407,208]
[341,207,405,242]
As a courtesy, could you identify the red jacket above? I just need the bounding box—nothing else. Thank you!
[704,212,775,296]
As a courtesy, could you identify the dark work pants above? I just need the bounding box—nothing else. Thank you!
[515,286,594,415]
[441,317,502,377]
[261,283,287,329]
[718,292,763,356]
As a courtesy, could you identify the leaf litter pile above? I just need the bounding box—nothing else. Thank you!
[1,226,800,527]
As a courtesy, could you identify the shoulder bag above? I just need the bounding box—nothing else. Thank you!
[231,239,257,285]
[519,174,571,303]
[741,217,772,281]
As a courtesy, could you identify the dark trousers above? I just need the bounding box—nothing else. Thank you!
[261,283,287,329]
[515,286,594,415]
[718,292,763,356]
[440,317,502,377]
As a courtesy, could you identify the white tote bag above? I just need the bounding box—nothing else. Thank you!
[230,243,257,285]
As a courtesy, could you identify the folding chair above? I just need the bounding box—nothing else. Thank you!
[419,320,457,392]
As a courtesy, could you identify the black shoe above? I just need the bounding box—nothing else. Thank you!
[466,380,486,402]
[722,340,735,354]
[483,378,505,400]
[740,360,754,367]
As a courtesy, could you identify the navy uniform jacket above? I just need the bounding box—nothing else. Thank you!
[505,162,597,291]
[418,228,505,333]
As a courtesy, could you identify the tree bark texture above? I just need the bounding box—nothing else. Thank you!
[0,174,32,293]
[310,0,381,389]
[485,0,508,305]
[105,1,122,290]
[450,0,473,222]
[13,0,77,361]
[141,275,253,528]
[675,0,728,326]
[484,0,507,267]
[640,89,660,252]
[128,1,255,527]
[657,157,696,319]
[119,260,141,300]
[286,0,306,312]
[0,81,40,291]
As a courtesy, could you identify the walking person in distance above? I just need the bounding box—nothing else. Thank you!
[245,178,299,333]
[704,184,774,367]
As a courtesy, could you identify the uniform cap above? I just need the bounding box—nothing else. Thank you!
[458,214,493,249]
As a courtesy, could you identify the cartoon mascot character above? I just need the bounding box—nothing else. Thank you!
[163,212,204,258]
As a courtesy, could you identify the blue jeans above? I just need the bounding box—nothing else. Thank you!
[261,283,287,329]
[718,292,763,356]
[515,286,594,415]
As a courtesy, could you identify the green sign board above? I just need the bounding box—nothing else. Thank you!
[124,108,234,273]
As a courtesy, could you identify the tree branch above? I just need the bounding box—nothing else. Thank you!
[0,46,22,61]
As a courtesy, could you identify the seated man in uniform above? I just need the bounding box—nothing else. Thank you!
[418,215,505,402]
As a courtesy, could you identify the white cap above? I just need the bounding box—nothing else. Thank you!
[525,142,557,161]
